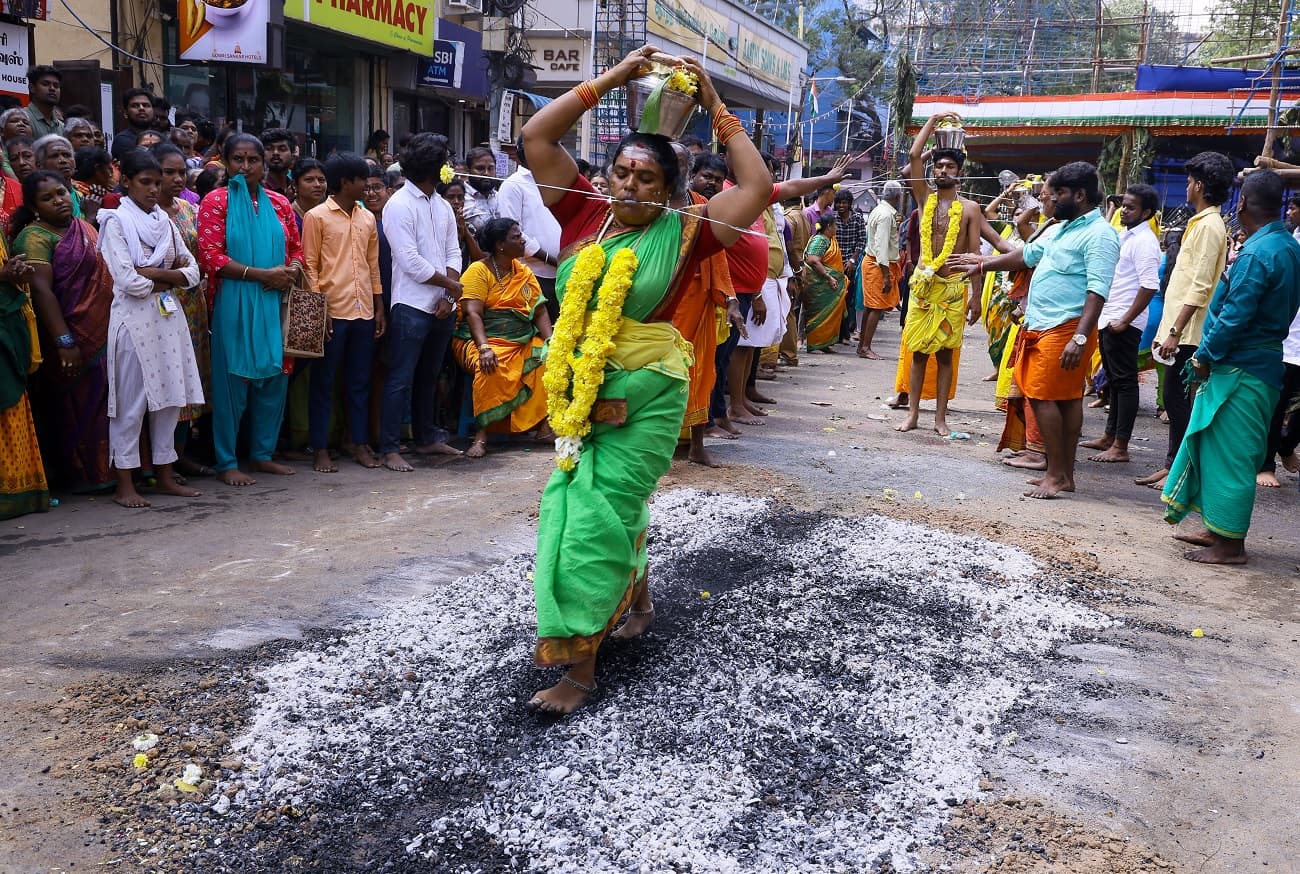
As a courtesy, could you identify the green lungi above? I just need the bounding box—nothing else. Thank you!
[1162,367,1279,539]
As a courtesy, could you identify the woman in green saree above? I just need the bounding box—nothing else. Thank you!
[521,45,774,714]
[803,212,848,353]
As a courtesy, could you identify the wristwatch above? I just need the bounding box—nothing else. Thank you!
[1071,333,1088,346]
[55,333,75,349]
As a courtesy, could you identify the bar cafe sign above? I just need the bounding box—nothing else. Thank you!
[530,37,585,84]
[284,0,436,54]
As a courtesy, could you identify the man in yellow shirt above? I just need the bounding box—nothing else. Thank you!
[1136,151,1234,491]
[302,152,386,473]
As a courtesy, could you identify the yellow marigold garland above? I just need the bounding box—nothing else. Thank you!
[913,195,963,287]
[544,244,638,470]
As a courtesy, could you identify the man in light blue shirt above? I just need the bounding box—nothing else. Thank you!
[954,162,1119,499]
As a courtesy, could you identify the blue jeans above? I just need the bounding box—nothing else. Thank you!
[380,303,454,454]
[709,293,753,423]
[309,317,375,449]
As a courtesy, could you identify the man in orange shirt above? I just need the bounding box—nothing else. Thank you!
[302,152,386,473]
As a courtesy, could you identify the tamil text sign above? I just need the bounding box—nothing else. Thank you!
[0,20,29,99]
[737,26,795,90]
[647,0,727,54]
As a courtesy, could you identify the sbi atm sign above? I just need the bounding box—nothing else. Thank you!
[419,40,465,89]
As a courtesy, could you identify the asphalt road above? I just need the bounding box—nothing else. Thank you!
[1,315,1297,872]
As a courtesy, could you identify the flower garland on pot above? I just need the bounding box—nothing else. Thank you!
[911,195,963,289]
[543,244,638,471]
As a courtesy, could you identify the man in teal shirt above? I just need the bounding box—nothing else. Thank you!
[1163,169,1300,564]
[954,162,1120,499]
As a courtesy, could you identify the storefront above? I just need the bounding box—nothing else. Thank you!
[387,18,490,159]
[164,0,444,158]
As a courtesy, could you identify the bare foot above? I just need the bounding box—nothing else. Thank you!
[729,409,765,426]
[466,440,487,459]
[414,441,463,456]
[857,348,883,360]
[688,445,720,467]
[933,419,949,437]
[154,470,201,498]
[982,371,998,382]
[1004,452,1048,470]
[716,417,741,436]
[704,425,738,440]
[609,605,655,641]
[313,448,338,473]
[747,389,776,405]
[1173,528,1215,547]
[1025,475,1073,499]
[1088,396,1107,409]
[1135,468,1168,486]
[1079,436,1113,451]
[1257,471,1281,488]
[1089,446,1130,463]
[382,452,414,472]
[887,393,908,410]
[895,413,919,433]
[218,468,257,487]
[1185,544,1248,565]
[352,445,381,469]
[251,460,295,476]
[527,674,595,716]
[113,486,151,508]
[1282,452,1299,474]
[1147,475,1168,491]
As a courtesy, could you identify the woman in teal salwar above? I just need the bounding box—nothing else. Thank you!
[522,46,774,714]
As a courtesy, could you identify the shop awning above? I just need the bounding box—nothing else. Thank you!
[508,90,554,111]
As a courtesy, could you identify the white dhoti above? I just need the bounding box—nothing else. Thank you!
[739,277,792,348]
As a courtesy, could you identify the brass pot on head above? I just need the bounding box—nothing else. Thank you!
[933,123,967,153]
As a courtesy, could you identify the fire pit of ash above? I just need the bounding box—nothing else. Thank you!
[165,490,1115,872]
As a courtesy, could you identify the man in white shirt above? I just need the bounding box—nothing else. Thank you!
[378,133,465,471]
[1287,195,1300,243]
[1259,309,1300,485]
[461,146,500,238]
[497,135,561,319]
[858,181,903,358]
[1081,184,1161,463]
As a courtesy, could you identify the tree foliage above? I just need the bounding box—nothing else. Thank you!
[1205,0,1283,64]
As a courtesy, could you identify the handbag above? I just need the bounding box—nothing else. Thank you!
[280,265,326,359]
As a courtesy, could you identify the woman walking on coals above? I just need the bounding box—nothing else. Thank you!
[521,45,773,714]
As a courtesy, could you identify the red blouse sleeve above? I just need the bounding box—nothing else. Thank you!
[197,187,230,276]
[550,174,608,250]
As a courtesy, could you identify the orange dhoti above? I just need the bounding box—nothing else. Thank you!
[1010,318,1096,402]
[673,247,733,430]
[861,256,901,311]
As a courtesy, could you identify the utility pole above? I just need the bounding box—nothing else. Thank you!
[1091,0,1103,92]
[1263,0,1295,158]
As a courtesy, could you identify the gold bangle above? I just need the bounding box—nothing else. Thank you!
[478,343,492,353]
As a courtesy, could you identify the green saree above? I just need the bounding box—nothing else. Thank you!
[534,208,699,667]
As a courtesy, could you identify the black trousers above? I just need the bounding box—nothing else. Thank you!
[1098,325,1142,441]
[1261,361,1300,472]
[1163,344,1198,468]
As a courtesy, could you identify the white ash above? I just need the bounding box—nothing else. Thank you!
[211,489,1110,872]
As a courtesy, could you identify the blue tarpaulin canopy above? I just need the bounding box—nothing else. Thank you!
[1136,64,1300,92]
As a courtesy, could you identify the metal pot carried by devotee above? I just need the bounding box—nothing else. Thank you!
[626,70,698,140]
[934,123,967,153]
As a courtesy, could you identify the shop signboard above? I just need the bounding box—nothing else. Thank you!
[496,90,515,144]
[530,37,585,84]
[285,0,438,54]
[737,26,795,90]
[178,0,270,64]
[0,20,30,100]
[418,39,463,88]
[647,0,728,55]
